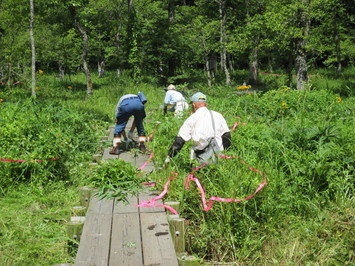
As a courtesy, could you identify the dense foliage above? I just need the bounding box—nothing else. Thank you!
[0,70,354,264]
[148,76,354,263]
[0,0,354,88]
[88,159,147,203]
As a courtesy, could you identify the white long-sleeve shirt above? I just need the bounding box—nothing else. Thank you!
[164,90,186,105]
[177,107,230,152]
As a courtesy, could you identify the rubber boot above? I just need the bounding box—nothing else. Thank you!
[138,136,146,152]
[109,135,121,155]
[139,142,146,152]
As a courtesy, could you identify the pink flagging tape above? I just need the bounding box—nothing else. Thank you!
[136,173,179,214]
[0,156,60,162]
[143,182,156,186]
[0,81,22,85]
[138,153,154,170]
[185,173,267,212]
[231,120,247,132]
[136,120,266,214]
[137,154,267,214]
[147,133,154,142]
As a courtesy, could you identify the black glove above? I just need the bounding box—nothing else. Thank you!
[168,136,186,158]
[222,132,231,150]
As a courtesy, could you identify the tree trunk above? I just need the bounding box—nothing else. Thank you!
[98,60,105,78]
[7,64,12,88]
[127,0,133,12]
[205,55,212,87]
[167,0,176,77]
[333,23,342,73]
[58,60,65,79]
[249,46,258,84]
[295,0,310,90]
[287,52,293,88]
[218,0,230,85]
[168,0,175,24]
[76,21,93,97]
[115,32,121,78]
[30,0,36,97]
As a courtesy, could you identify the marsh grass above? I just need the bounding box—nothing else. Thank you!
[0,182,78,265]
[0,69,354,264]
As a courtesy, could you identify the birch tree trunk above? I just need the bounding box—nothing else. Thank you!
[58,60,65,79]
[246,0,258,84]
[295,0,310,90]
[167,0,176,77]
[218,0,230,85]
[30,0,36,97]
[115,32,121,78]
[333,22,342,73]
[98,60,105,78]
[76,21,93,97]
[205,55,212,87]
[249,46,258,84]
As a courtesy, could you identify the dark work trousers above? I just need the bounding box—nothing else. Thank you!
[114,97,146,137]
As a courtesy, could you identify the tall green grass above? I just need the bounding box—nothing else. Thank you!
[0,69,354,264]
[147,83,354,263]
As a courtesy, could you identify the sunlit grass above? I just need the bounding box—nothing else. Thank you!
[0,68,354,264]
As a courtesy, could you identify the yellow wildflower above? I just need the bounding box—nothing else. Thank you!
[280,103,289,109]
[236,85,251,90]
[336,97,342,103]
[38,70,44,75]
[67,86,73,89]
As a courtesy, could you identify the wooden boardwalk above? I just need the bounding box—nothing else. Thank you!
[74,123,178,266]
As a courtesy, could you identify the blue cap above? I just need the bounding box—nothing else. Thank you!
[190,92,207,102]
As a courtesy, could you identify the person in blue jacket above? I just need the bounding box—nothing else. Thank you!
[110,92,147,155]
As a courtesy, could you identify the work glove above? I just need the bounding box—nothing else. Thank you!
[164,156,170,164]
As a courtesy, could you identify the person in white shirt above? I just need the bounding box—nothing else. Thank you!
[165,92,231,164]
[163,84,189,118]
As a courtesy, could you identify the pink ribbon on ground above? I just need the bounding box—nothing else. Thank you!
[136,120,267,214]
[137,154,267,214]
[0,81,22,85]
[0,156,60,162]
[138,152,154,171]
[184,166,267,211]
[230,117,247,132]
[136,173,179,214]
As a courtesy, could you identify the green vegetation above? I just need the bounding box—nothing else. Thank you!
[0,70,354,265]
[88,159,147,203]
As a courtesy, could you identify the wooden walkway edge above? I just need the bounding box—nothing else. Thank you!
[74,123,178,266]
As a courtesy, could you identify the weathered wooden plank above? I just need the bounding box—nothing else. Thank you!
[74,213,113,266]
[140,212,178,266]
[108,125,115,139]
[74,197,114,266]
[87,195,114,215]
[110,212,143,266]
[113,195,139,214]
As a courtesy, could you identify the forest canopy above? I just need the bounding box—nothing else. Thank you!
[0,0,354,89]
